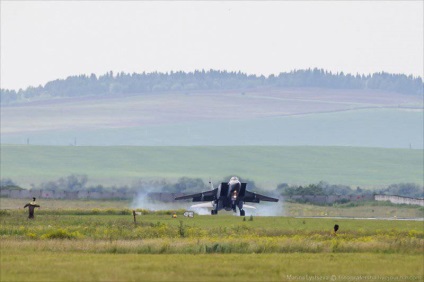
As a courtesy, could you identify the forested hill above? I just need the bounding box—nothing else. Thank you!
[1,69,423,104]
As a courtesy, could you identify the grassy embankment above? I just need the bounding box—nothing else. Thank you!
[1,145,423,187]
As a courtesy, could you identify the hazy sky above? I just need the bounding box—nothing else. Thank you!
[1,1,423,90]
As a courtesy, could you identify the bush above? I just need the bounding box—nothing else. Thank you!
[41,229,82,239]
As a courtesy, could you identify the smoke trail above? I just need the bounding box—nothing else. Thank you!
[131,192,285,216]
[129,180,189,211]
[245,196,285,216]
[130,189,190,211]
[191,207,210,215]
[252,201,285,216]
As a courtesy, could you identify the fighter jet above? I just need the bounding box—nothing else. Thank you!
[174,176,279,216]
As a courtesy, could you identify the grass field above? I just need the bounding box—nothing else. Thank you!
[2,198,423,218]
[1,207,423,281]
[1,145,422,188]
[1,87,423,148]
[2,108,423,148]
[3,88,422,134]
[2,252,422,281]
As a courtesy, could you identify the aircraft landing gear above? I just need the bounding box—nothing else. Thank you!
[239,209,245,216]
[211,210,218,215]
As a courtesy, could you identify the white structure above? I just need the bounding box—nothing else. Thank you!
[374,194,424,206]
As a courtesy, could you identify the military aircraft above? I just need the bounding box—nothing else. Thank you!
[174,176,279,216]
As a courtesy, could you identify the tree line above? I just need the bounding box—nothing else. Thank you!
[1,176,422,199]
[1,69,422,105]
[277,181,423,199]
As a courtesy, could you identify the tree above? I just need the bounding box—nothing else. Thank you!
[1,69,422,104]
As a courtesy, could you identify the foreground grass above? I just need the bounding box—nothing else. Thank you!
[1,210,422,254]
[1,251,422,282]
[1,209,423,281]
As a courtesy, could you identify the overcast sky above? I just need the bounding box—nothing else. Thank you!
[1,1,423,90]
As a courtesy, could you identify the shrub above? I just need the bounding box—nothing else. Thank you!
[41,229,82,239]
[26,232,37,239]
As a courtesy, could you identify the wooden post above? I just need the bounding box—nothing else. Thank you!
[133,210,136,224]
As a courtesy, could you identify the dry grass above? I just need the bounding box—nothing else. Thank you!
[1,249,423,282]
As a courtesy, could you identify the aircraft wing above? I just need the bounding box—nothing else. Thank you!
[243,190,279,203]
[174,188,217,202]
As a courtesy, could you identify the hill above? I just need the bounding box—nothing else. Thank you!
[1,145,422,188]
[1,87,423,148]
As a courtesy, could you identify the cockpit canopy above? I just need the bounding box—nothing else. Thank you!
[229,176,240,183]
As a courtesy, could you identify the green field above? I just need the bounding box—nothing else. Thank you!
[2,109,423,148]
[2,88,423,148]
[1,145,422,188]
[2,198,423,219]
[1,208,423,281]
[2,252,422,281]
